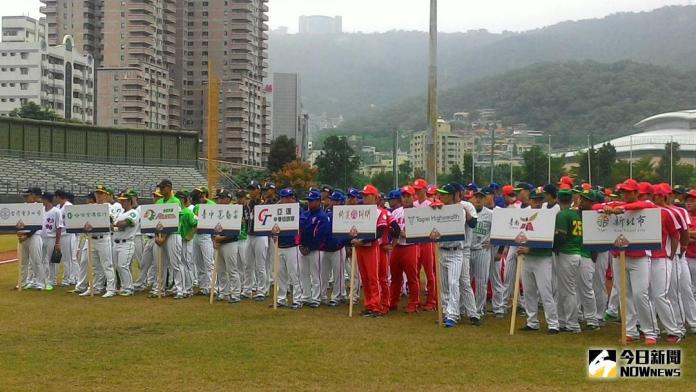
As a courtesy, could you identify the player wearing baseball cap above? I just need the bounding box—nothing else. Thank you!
[682,190,696,335]
[244,180,269,301]
[298,190,330,308]
[321,190,348,307]
[413,179,437,311]
[469,187,494,320]
[388,185,419,313]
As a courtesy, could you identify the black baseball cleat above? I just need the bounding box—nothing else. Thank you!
[470,317,481,326]
[519,325,539,332]
[547,329,560,335]
[360,310,374,317]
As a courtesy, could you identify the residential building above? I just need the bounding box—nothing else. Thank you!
[272,72,308,159]
[41,0,271,167]
[0,16,94,123]
[410,119,467,175]
[298,15,342,34]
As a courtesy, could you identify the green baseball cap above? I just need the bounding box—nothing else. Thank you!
[579,189,596,202]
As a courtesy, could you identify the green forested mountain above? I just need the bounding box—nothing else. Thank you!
[269,5,696,121]
[337,61,696,147]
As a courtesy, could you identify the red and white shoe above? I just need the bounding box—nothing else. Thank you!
[645,337,657,346]
[666,335,682,344]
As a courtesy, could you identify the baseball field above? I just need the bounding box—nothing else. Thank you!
[0,249,692,391]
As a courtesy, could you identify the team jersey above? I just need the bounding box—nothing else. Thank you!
[687,212,696,259]
[471,207,492,250]
[156,195,181,234]
[193,199,216,217]
[651,206,681,259]
[543,202,561,214]
[414,198,431,208]
[378,207,393,246]
[110,202,124,221]
[555,207,583,255]
[391,206,411,246]
[322,208,344,251]
[134,205,142,235]
[461,200,478,249]
[58,201,72,234]
[527,247,553,257]
[113,208,139,240]
[179,207,198,241]
[42,206,62,238]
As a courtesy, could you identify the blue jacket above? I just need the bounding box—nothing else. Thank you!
[299,207,329,251]
[278,231,298,248]
[322,210,344,252]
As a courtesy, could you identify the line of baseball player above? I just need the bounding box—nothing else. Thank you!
[14,176,696,344]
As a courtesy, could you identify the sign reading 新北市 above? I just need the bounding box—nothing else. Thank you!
[253,203,300,235]
[490,208,556,248]
[197,204,243,236]
[332,205,379,240]
[140,204,181,234]
[404,204,466,243]
[64,204,111,233]
[0,203,43,233]
[582,209,661,251]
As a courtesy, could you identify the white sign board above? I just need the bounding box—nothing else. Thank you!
[197,204,243,236]
[405,204,466,243]
[332,205,380,240]
[582,209,662,251]
[490,208,556,248]
[64,204,111,234]
[140,204,181,234]
[0,203,43,233]
[253,203,300,236]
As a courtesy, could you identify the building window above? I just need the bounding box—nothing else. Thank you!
[20,52,28,59]
[20,68,28,75]
[20,83,28,90]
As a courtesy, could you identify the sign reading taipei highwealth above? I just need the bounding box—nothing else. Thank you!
[490,208,556,248]
[140,204,181,234]
[404,204,466,243]
[253,203,300,235]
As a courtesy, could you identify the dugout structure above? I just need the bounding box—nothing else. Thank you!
[0,116,199,166]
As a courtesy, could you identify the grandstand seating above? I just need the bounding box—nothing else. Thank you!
[0,155,208,196]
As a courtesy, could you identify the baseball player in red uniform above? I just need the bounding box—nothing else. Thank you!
[352,184,389,317]
[389,185,420,313]
[413,178,436,311]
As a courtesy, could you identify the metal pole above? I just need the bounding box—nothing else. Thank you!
[509,148,513,184]
[547,134,551,183]
[472,149,475,183]
[489,123,495,183]
[425,0,438,185]
[393,128,398,188]
[670,136,674,186]
[587,134,592,185]
[207,63,220,193]
[629,136,633,179]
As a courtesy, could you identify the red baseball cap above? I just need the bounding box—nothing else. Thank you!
[413,178,428,190]
[426,185,438,196]
[502,185,516,197]
[581,183,592,191]
[558,176,574,187]
[400,185,416,196]
[686,189,696,199]
[361,184,380,197]
[654,183,672,196]
[617,178,639,192]
[638,182,653,195]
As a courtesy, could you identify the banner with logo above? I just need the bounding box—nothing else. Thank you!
[0,203,43,233]
[490,208,556,248]
[404,204,466,243]
[253,203,300,236]
[582,209,661,251]
[64,204,111,234]
[140,204,181,234]
[197,204,243,236]
[332,205,380,240]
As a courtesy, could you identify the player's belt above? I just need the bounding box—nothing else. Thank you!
[114,239,133,244]
[91,235,105,240]
[440,246,462,251]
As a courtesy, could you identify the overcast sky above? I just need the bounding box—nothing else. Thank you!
[2,0,693,33]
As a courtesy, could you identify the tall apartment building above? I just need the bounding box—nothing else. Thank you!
[179,0,270,166]
[272,72,308,160]
[410,119,467,176]
[0,16,94,123]
[299,15,342,34]
[41,0,270,165]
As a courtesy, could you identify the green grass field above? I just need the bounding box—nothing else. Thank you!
[0,262,693,391]
[0,234,16,253]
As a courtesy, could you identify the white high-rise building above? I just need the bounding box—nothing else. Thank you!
[0,16,94,123]
[272,72,308,160]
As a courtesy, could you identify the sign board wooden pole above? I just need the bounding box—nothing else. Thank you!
[619,251,628,345]
[156,235,163,299]
[272,238,280,310]
[509,254,525,335]
[434,246,443,326]
[209,248,219,305]
[87,237,94,297]
[16,240,22,291]
[349,247,357,317]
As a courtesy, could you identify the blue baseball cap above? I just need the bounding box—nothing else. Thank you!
[386,189,402,200]
[329,190,346,202]
[348,188,363,199]
[516,182,535,191]
[451,183,465,192]
[306,190,321,201]
[466,183,479,191]
[489,182,501,190]
[279,188,295,198]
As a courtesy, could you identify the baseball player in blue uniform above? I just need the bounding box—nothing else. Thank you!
[321,190,347,306]
[273,188,302,308]
[298,190,330,307]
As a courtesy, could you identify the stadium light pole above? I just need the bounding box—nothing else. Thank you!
[425,0,438,185]
[587,134,592,185]
[629,136,633,178]
[670,136,674,186]
[547,134,551,184]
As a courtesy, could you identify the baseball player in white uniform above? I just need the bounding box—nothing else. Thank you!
[469,188,493,319]
[134,189,161,292]
[55,190,76,286]
[457,184,480,325]
[18,188,44,290]
[434,184,465,328]
[190,187,215,295]
[244,181,269,300]
[213,189,244,303]
[112,191,139,296]
[80,185,118,298]
[272,188,302,308]
[41,191,62,290]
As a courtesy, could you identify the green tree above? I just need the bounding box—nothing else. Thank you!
[413,167,426,181]
[441,164,464,185]
[315,135,361,189]
[674,163,695,186]
[234,167,270,187]
[610,160,632,186]
[633,156,659,183]
[596,143,617,183]
[521,146,549,185]
[9,102,59,121]
[370,171,395,193]
[398,160,413,185]
[267,136,297,173]
[657,142,681,181]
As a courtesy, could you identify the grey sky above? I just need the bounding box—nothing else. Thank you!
[1,0,692,33]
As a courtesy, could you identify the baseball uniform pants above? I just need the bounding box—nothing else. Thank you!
[439,248,462,321]
[75,241,89,292]
[299,250,321,305]
[489,246,506,315]
[668,255,696,334]
[265,237,273,294]
[135,236,156,289]
[593,251,611,321]
[378,248,391,313]
[356,245,381,313]
[504,246,524,310]
[521,255,559,331]
[182,239,194,295]
[113,240,135,293]
[20,234,43,288]
[419,243,436,308]
[90,236,117,294]
[218,241,243,300]
[577,256,599,327]
[556,253,581,331]
[459,248,478,319]
[321,249,346,302]
[56,233,75,285]
[278,246,301,305]
[470,247,491,318]
[650,258,682,337]
[345,247,361,303]
[389,244,420,311]
[192,234,213,291]
[683,257,696,333]
[157,234,184,296]
[244,235,268,297]
[619,256,657,340]
[42,236,57,287]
